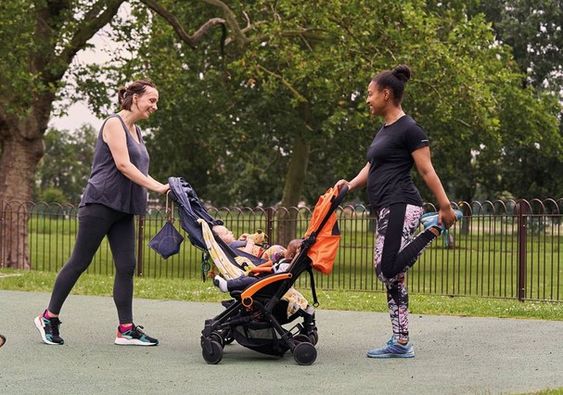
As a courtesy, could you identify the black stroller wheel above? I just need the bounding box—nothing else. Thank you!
[202,339,223,364]
[293,342,317,365]
[309,330,319,345]
[210,332,224,348]
[0,334,5,348]
[293,334,310,343]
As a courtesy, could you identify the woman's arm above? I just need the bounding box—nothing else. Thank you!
[103,118,168,194]
[335,162,370,192]
[412,146,456,228]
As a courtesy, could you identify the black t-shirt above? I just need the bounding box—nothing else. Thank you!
[366,115,429,211]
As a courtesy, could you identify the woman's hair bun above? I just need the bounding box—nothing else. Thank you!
[392,64,411,83]
[117,87,128,105]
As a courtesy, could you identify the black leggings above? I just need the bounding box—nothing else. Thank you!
[48,204,136,324]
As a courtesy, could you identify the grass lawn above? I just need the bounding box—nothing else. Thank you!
[1,268,561,321]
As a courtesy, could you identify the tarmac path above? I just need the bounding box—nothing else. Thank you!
[1,290,562,394]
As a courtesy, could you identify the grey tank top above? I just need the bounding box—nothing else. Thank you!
[80,114,150,214]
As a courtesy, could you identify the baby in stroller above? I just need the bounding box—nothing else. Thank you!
[213,238,302,292]
[211,225,268,257]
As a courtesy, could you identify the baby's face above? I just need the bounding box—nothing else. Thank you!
[214,226,235,243]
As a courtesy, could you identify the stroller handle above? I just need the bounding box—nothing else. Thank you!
[333,185,348,208]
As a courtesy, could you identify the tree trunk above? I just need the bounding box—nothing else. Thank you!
[0,132,45,269]
[277,134,311,246]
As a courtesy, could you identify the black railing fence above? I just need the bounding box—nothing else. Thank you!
[1,199,561,301]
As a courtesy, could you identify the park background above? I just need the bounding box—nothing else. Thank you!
[0,1,561,301]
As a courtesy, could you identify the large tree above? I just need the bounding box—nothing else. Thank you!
[131,0,560,205]
[0,0,244,268]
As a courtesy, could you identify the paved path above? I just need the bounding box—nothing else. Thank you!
[0,290,562,394]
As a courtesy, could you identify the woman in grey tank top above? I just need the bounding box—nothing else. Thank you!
[35,80,169,347]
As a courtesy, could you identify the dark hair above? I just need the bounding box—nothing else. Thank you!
[371,64,411,104]
[117,79,157,111]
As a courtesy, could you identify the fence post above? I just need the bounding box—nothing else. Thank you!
[266,207,274,245]
[136,215,145,276]
[517,201,528,301]
[0,200,4,267]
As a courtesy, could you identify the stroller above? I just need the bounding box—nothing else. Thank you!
[168,177,347,365]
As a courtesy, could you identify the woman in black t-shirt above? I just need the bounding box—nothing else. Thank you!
[335,65,458,359]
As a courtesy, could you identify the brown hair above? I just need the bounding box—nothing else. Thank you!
[371,64,411,105]
[117,79,157,111]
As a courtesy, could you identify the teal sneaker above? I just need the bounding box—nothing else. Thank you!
[367,340,415,358]
[420,209,463,233]
[114,324,159,346]
[34,314,64,345]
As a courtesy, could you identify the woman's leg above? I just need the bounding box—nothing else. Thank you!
[108,215,159,346]
[385,274,409,343]
[369,204,431,357]
[106,213,136,324]
[47,204,115,314]
[376,204,434,279]
[373,205,415,343]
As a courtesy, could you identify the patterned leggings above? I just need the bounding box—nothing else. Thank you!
[374,204,437,342]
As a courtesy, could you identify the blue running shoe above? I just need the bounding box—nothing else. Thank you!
[420,209,463,233]
[367,341,415,358]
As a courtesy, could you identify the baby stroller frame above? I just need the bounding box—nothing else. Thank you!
[200,186,348,365]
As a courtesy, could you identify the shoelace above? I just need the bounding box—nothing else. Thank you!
[47,317,62,337]
[128,325,146,338]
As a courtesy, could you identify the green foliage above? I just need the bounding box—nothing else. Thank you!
[468,0,563,94]
[34,124,96,203]
[15,0,559,207]
[36,187,68,204]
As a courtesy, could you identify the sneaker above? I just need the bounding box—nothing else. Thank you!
[367,341,415,358]
[34,314,64,345]
[114,324,159,346]
[420,210,463,233]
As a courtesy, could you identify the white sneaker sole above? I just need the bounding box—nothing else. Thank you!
[34,316,61,345]
[114,337,158,346]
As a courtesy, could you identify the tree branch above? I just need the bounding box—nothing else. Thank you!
[51,0,124,82]
[202,0,250,47]
[139,0,228,49]
[256,64,308,103]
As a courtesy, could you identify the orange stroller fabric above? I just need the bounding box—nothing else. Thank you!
[304,187,341,274]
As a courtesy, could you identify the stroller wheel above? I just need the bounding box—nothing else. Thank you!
[202,339,223,364]
[293,342,317,366]
[293,334,310,344]
[210,332,224,348]
[309,330,319,346]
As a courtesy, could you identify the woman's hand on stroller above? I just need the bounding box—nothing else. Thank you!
[334,179,350,192]
[159,183,170,194]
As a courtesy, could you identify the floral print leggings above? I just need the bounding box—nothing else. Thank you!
[374,203,436,343]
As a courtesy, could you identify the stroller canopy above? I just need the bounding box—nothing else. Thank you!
[168,177,222,250]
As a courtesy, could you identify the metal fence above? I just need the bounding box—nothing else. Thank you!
[1,199,561,302]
